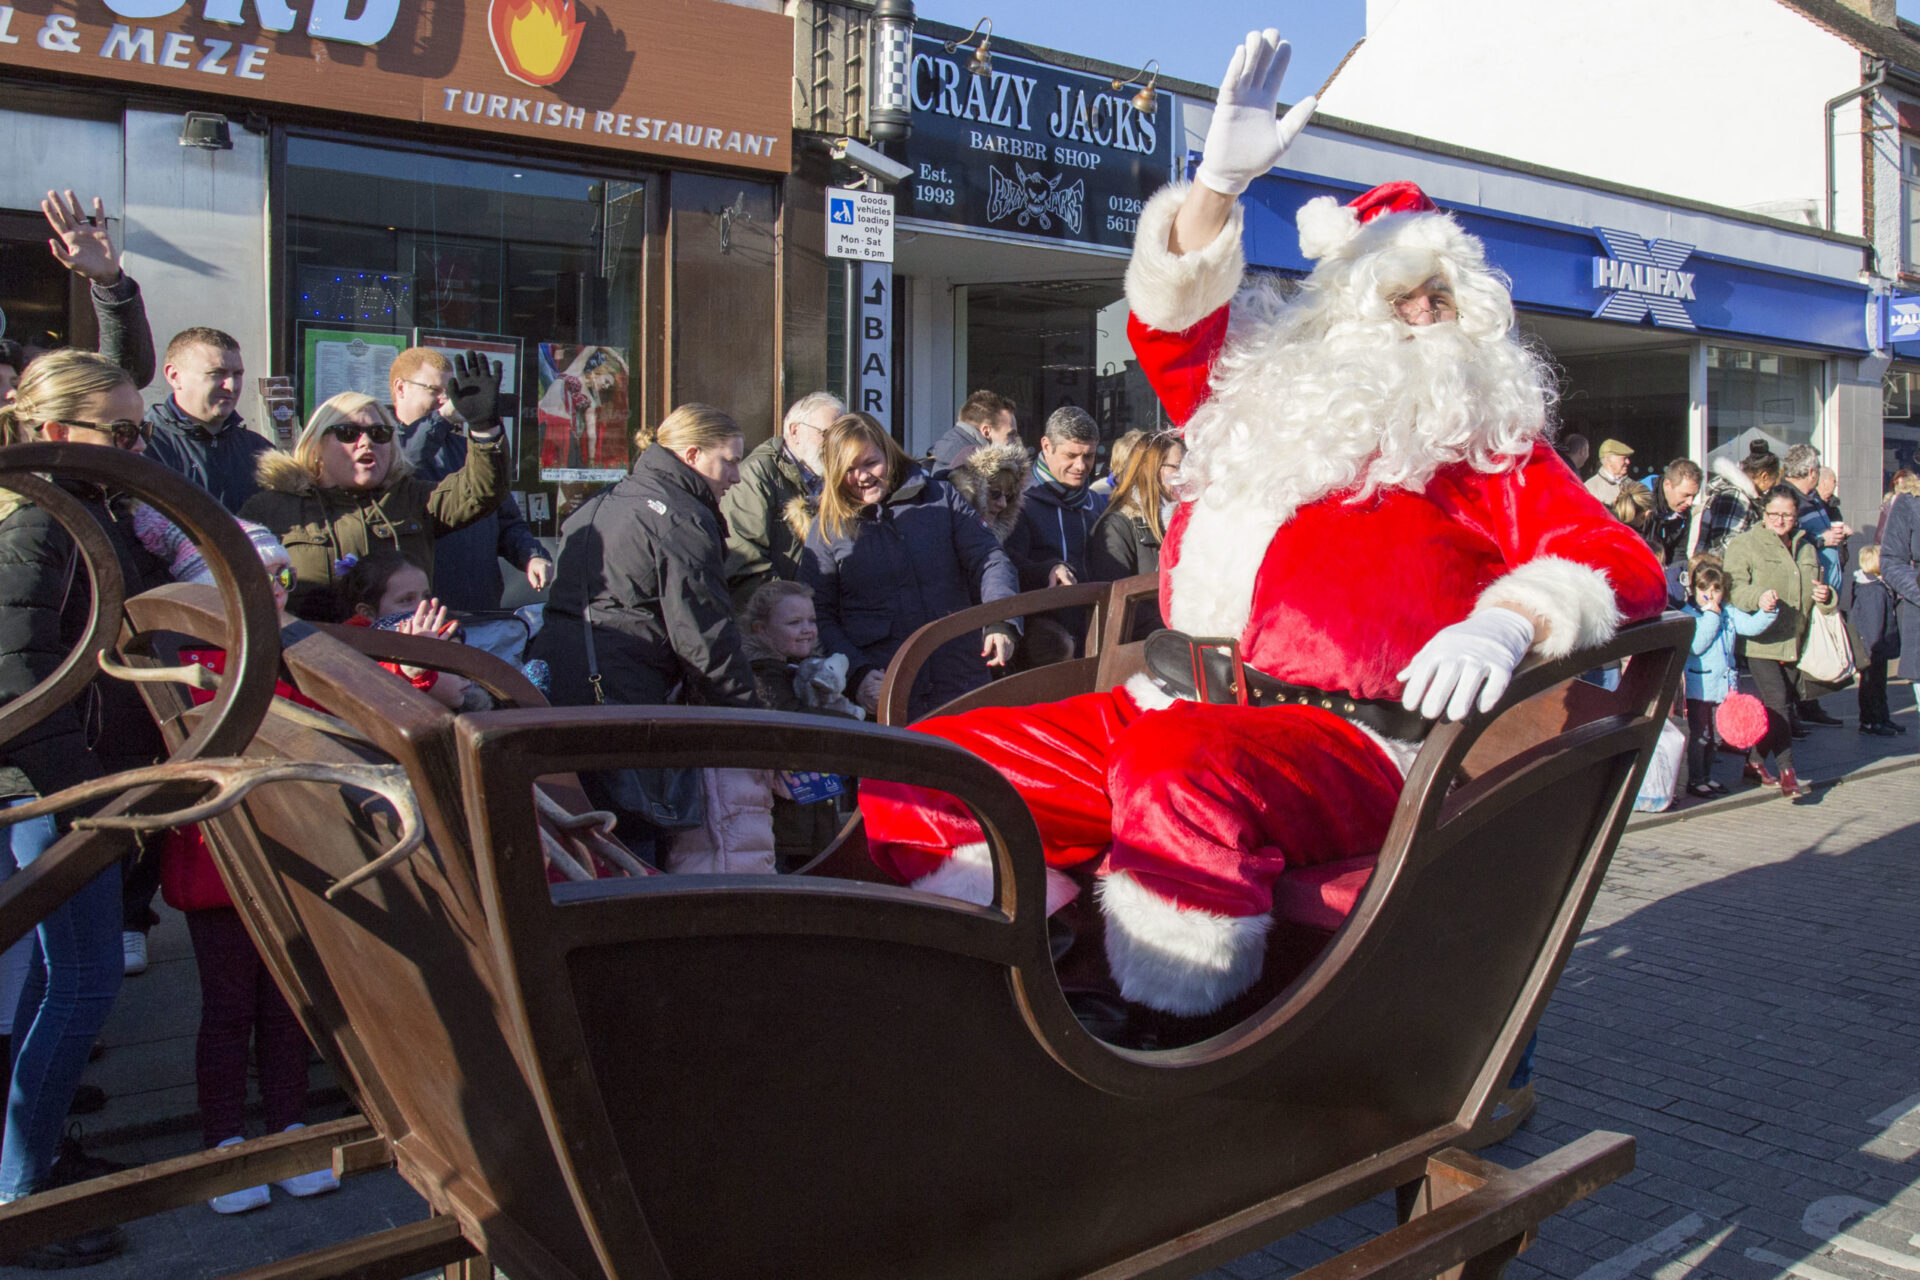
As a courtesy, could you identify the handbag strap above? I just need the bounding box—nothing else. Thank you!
[582,605,606,705]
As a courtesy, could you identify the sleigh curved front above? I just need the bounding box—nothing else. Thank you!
[447,611,1686,1280]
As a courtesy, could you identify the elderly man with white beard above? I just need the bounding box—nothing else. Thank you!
[857,29,1668,1024]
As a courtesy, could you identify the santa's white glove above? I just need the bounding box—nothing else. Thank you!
[1396,608,1536,723]
[1193,29,1318,198]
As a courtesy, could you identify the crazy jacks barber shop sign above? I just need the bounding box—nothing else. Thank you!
[902,30,1173,250]
[0,0,790,171]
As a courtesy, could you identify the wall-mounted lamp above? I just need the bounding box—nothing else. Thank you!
[178,112,233,150]
[944,16,992,78]
[869,0,916,142]
[1110,60,1160,114]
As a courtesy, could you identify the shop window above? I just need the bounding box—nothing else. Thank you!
[282,135,648,533]
[962,281,1167,450]
[0,208,97,355]
[668,174,778,443]
[1906,141,1920,274]
[1552,346,1691,483]
[1886,370,1920,486]
[1705,346,1823,473]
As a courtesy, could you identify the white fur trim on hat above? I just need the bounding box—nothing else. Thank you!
[1098,870,1270,1016]
[909,841,1079,915]
[1125,181,1246,336]
[1475,556,1621,661]
[1296,194,1361,261]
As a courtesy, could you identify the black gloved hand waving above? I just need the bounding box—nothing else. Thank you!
[448,352,503,429]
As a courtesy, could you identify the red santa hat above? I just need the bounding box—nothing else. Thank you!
[1296,180,1446,261]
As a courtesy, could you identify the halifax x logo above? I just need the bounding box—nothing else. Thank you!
[1591,228,1697,330]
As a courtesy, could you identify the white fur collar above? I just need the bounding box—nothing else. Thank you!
[1167,501,1285,639]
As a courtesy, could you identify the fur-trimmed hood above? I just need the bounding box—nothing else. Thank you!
[1707,455,1758,500]
[781,493,817,546]
[945,441,1032,543]
[255,448,319,496]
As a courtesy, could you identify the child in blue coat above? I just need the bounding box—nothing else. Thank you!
[1852,544,1904,736]
[1684,562,1777,797]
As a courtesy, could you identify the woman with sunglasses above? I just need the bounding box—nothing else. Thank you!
[1724,484,1839,800]
[241,365,506,621]
[0,349,174,1266]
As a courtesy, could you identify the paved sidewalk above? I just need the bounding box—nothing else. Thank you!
[1206,757,1920,1280]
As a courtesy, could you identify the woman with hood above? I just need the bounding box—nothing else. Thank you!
[798,413,1018,721]
[945,439,1032,548]
[240,364,506,621]
[1694,441,1781,559]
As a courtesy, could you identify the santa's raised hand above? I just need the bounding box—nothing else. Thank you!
[1193,30,1317,198]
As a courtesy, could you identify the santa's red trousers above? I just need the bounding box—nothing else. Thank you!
[860,687,1406,918]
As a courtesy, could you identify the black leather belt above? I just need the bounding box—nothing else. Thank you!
[1142,630,1433,742]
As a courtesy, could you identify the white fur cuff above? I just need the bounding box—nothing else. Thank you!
[1475,556,1621,661]
[1098,870,1270,1016]
[1123,671,1183,712]
[1124,181,1246,335]
[910,841,1079,915]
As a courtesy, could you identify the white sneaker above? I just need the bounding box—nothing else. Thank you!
[271,1124,339,1198]
[120,931,147,976]
[208,1137,269,1214]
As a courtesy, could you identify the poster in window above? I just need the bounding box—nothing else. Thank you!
[537,345,630,482]
[299,326,410,419]
[416,331,523,444]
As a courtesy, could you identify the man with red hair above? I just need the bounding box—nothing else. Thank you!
[860,29,1667,1022]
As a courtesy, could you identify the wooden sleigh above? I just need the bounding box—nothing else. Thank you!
[0,446,1689,1280]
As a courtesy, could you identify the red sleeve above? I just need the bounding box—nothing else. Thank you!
[1127,308,1229,427]
[1438,445,1669,630]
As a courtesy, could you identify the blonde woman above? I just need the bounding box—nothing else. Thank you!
[1088,431,1185,584]
[240,360,505,620]
[531,403,758,713]
[798,412,1017,720]
[0,350,161,1265]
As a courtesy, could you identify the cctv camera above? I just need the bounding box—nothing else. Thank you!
[831,137,914,186]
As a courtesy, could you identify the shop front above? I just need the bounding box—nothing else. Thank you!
[883,24,1179,456]
[0,0,792,533]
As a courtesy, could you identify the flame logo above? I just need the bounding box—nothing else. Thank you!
[488,0,585,87]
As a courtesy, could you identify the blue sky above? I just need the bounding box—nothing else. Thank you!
[910,1,1366,100]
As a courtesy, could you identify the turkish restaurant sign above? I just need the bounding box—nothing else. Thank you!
[0,0,793,172]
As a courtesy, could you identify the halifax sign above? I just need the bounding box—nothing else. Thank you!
[900,33,1174,250]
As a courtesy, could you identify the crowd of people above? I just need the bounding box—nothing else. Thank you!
[1556,431,1915,804]
[1,160,1919,1264]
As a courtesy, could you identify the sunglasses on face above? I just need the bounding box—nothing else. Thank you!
[56,419,150,448]
[324,422,394,445]
[268,565,296,590]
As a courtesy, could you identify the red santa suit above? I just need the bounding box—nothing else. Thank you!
[860,180,1667,1017]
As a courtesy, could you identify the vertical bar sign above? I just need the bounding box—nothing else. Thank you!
[855,262,893,429]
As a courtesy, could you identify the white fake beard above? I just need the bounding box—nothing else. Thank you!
[1168,287,1552,640]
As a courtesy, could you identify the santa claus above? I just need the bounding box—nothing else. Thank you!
[859,30,1668,1020]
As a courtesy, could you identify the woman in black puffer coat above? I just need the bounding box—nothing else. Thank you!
[532,403,758,712]
[799,413,1018,722]
[0,352,168,1259]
